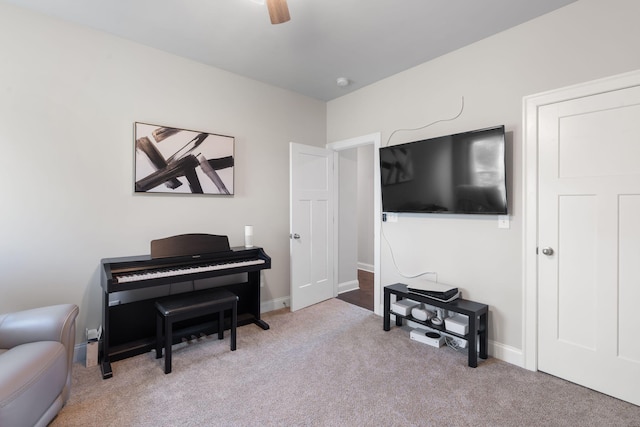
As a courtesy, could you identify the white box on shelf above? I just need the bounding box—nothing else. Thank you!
[410,328,444,348]
[444,314,469,335]
[391,299,419,316]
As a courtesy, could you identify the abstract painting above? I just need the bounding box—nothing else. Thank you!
[134,122,234,195]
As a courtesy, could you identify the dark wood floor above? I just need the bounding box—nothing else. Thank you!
[336,270,374,311]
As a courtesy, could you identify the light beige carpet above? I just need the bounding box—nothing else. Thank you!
[51,298,640,426]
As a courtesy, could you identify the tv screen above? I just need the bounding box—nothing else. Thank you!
[380,125,507,214]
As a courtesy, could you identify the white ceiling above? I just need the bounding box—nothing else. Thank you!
[5,0,577,101]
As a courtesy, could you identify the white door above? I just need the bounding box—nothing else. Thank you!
[537,83,640,405]
[289,142,334,311]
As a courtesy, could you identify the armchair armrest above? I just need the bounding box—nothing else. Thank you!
[0,304,79,350]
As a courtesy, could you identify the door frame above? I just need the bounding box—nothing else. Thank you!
[522,69,640,371]
[327,133,382,315]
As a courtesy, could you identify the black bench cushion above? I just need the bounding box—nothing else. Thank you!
[155,289,237,317]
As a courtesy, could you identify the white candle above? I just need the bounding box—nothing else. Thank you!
[244,225,254,248]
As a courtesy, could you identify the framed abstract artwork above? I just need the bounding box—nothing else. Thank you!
[134,122,234,195]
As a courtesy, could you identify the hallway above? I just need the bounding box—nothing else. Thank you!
[337,270,373,311]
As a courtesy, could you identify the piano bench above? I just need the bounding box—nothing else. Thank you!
[154,289,238,374]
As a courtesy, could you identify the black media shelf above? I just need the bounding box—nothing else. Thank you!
[383,283,488,367]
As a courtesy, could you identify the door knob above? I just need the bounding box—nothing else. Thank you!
[290,233,300,239]
[541,247,554,256]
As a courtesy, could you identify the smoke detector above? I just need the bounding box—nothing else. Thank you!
[336,77,350,87]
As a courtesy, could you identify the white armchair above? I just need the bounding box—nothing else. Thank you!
[0,304,79,427]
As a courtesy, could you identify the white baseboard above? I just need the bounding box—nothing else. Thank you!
[261,296,290,312]
[489,340,524,367]
[337,279,359,294]
[358,263,374,273]
[73,343,86,364]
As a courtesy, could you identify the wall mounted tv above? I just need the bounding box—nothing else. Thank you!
[380,125,507,215]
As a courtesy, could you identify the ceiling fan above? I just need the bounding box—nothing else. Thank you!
[266,0,290,24]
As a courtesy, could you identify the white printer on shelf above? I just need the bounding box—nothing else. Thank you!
[406,279,460,302]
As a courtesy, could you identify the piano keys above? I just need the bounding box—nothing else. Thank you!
[114,258,266,284]
[99,234,271,379]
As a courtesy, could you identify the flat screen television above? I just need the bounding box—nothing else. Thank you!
[380,125,507,214]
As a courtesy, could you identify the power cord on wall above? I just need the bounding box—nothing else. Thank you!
[381,96,466,280]
[383,96,465,147]
[381,225,438,280]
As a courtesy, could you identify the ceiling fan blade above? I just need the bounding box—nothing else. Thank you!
[266,0,290,24]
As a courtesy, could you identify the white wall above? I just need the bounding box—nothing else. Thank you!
[0,3,326,343]
[337,145,375,291]
[327,0,640,362]
[357,145,374,270]
[337,149,358,290]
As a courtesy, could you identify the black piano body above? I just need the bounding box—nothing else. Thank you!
[99,234,271,379]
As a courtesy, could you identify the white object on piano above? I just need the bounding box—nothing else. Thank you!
[116,258,265,283]
[245,225,254,248]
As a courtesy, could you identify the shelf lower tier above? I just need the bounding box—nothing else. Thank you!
[390,310,476,341]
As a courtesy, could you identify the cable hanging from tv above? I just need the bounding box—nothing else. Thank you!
[381,225,438,280]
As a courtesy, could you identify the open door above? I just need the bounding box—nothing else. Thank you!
[289,142,334,311]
